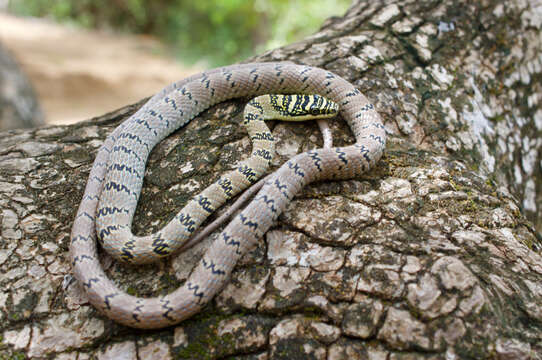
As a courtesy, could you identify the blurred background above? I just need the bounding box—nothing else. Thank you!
[0,0,351,127]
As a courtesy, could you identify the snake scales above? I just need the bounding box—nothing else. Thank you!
[70,62,386,329]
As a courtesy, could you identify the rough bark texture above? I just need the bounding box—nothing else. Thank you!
[0,42,44,130]
[1,0,542,359]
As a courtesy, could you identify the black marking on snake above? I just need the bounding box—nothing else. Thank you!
[300,94,310,112]
[355,104,375,118]
[345,89,360,97]
[302,76,309,83]
[230,81,236,88]
[108,163,142,179]
[250,68,258,74]
[218,177,233,196]
[134,118,157,136]
[187,282,205,303]
[244,112,259,125]
[112,145,143,162]
[336,148,348,165]
[372,122,385,129]
[238,164,258,183]
[103,293,118,310]
[252,74,259,83]
[253,149,272,161]
[355,144,372,163]
[103,181,132,196]
[287,161,305,178]
[256,83,262,92]
[203,79,211,89]
[274,179,290,199]
[72,254,94,266]
[269,94,282,113]
[370,134,386,145]
[97,206,130,217]
[248,98,263,111]
[197,195,214,213]
[325,72,335,79]
[341,100,350,106]
[132,303,143,322]
[251,132,274,141]
[76,211,95,221]
[97,224,121,243]
[160,299,175,321]
[180,87,193,100]
[116,132,149,152]
[274,179,287,191]
[71,234,90,244]
[92,175,104,183]
[225,72,233,81]
[223,233,241,255]
[239,213,258,230]
[308,150,322,171]
[202,258,226,275]
[164,96,177,110]
[275,69,283,77]
[154,110,169,128]
[120,239,136,261]
[83,277,99,289]
[152,234,171,256]
[83,194,99,201]
[257,194,277,213]
[178,213,196,233]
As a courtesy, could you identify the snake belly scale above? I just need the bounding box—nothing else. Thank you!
[70,62,386,329]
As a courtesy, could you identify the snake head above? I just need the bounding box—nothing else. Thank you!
[256,94,339,121]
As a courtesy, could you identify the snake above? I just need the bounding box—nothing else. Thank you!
[70,62,386,329]
[96,93,338,263]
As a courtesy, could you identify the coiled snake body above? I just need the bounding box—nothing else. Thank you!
[70,62,386,329]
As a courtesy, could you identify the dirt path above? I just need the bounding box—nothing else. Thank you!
[0,12,200,125]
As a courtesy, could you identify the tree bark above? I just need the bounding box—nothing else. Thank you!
[1,0,542,359]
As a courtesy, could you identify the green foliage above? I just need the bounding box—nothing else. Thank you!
[7,0,351,65]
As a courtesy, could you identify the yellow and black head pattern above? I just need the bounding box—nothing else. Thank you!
[260,94,339,121]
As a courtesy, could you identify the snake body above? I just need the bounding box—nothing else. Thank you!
[70,62,386,329]
[96,93,338,264]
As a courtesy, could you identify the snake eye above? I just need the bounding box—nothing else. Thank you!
[311,109,320,115]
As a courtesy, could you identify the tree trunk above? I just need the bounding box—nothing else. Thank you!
[0,42,44,130]
[1,0,542,359]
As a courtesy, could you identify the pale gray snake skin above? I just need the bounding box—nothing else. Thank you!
[70,62,386,329]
